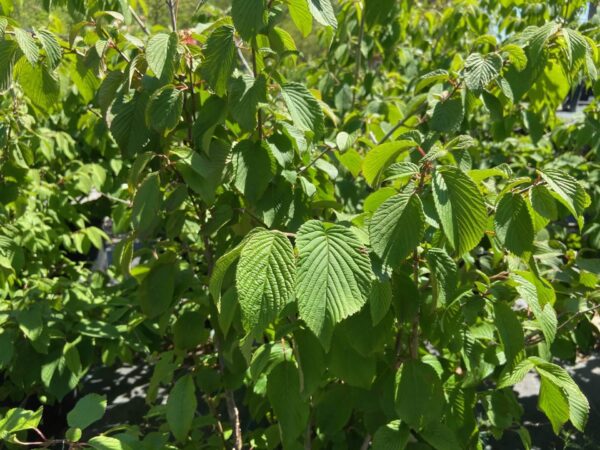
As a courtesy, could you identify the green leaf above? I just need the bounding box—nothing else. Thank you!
[540,168,590,229]
[267,361,309,446]
[0,40,17,91]
[36,29,61,70]
[371,420,409,450]
[415,69,449,93]
[369,191,425,268]
[464,52,503,91]
[287,0,313,37]
[501,44,527,71]
[236,229,296,332]
[14,28,38,65]
[232,0,267,40]
[146,32,178,81]
[173,311,207,350]
[395,360,445,429]
[369,280,392,326]
[201,25,236,97]
[494,193,534,257]
[209,230,264,307]
[362,140,415,187]
[229,75,267,131]
[88,436,133,450]
[146,86,183,133]
[432,166,487,255]
[494,302,524,367]
[131,172,162,238]
[232,139,276,202]
[429,97,464,132]
[513,271,556,343]
[497,358,535,389]
[296,220,373,346]
[138,260,175,318]
[421,422,462,450]
[426,247,457,305]
[14,58,59,112]
[67,394,107,430]
[110,91,154,157]
[308,0,337,28]
[166,375,197,442]
[530,357,589,432]
[97,70,124,115]
[0,407,43,440]
[281,82,324,137]
[538,377,569,434]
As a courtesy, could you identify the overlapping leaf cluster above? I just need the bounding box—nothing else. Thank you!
[0,0,599,449]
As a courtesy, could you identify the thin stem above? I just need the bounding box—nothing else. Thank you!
[166,0,178,32]
[298,146,331,175]
[252,44,263,141]
[129,6,150,36]
[235,39,253,74]
[351,5,366,109]
[360,434,372,450]
[526,304,600,346]
[197,199,243,450]
[409,249,420,359]
[378,102,428,144]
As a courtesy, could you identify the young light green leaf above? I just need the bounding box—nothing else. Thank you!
[0,407,43,440]
[281,82,324,137]
[369,191,425,268]
[287,0,313,37]
[296,220,373,346]
[501,44,527,71]
[494,193,534,257]
[166,375,197,442]
[146,32,178,81]
[88,436,133,450]
[362,140,415,187]
[236,229,295,332]
[433,166,487,255]
[67,394,107,430]
[201,25,236,97]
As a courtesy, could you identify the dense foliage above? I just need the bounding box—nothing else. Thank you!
[0,0,599,448]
